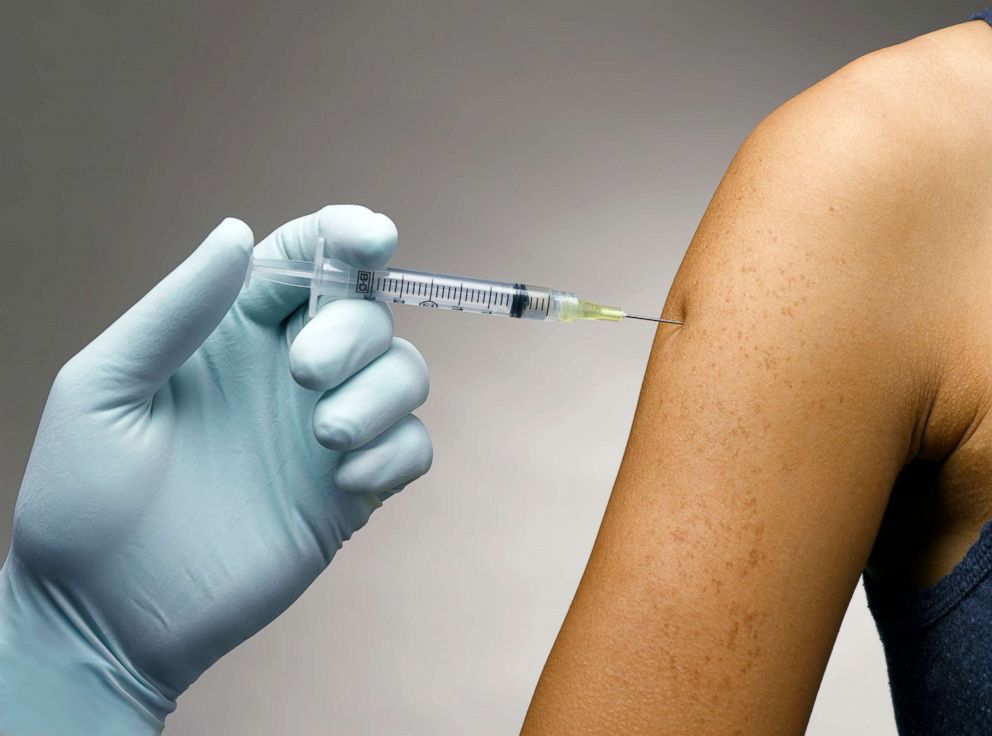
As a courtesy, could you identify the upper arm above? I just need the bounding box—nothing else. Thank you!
[522,46,952,735]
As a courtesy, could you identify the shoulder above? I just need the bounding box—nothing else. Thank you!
[752,19,992,163]
[664,21,992,443]
[721,18,992,221]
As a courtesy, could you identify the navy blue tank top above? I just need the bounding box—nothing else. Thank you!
[863,518,992,734]
[860,15,992,735]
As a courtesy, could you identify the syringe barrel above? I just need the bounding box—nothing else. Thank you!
[312,259,565,321]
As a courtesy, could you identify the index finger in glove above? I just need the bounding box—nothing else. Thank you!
[238,205,397,325]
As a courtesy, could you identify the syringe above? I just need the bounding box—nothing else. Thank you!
[247,238,682,325]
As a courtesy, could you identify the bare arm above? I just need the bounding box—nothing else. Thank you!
[520,32,978,734]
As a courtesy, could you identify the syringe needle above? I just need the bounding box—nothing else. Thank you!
[625,314,684,325]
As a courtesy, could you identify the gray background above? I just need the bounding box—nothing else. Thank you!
[1,1,980,733]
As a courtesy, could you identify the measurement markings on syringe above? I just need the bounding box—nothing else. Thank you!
[527,295,547,313]
[355,271,533,316]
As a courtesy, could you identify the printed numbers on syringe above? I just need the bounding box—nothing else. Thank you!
[353,269,551,318]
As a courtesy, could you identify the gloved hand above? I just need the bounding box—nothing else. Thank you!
[0,206,433,735]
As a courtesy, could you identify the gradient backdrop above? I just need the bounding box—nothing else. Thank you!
[1,2,981,733]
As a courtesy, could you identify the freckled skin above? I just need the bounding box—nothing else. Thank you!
[522,21,992,736]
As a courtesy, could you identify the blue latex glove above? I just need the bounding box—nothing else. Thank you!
[0,206,433,735]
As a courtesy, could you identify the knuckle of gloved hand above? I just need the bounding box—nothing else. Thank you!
[372,417,433,489]
[389,338,430,406]
[400,414,434,475]
[413,438,434,479]
[417,428,434,475]
[364,212,398,263]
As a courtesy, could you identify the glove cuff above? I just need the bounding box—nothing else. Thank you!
[0,560,175,736]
